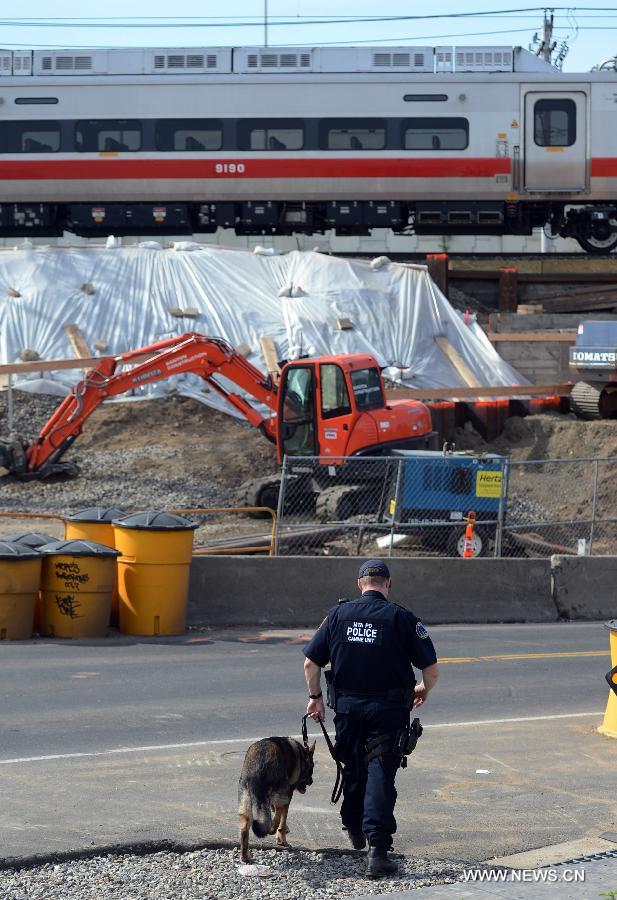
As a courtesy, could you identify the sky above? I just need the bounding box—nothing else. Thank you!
[1,2,617,73]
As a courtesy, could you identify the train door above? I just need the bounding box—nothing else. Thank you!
[523,91,588,192]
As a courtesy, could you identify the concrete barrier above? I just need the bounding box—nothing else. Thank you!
[188,556,555,627]
[552,555,617,620]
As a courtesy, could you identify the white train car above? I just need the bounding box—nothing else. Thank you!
[0,44,616,252]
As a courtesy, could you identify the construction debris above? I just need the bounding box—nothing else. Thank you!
[19,348,40,362]
[259,336,280,377]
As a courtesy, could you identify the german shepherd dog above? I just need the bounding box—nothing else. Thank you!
[238,736,315,862]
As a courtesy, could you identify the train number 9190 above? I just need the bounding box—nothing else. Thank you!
[215,163,246,174]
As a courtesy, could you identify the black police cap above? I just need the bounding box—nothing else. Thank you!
[358,558,390,579]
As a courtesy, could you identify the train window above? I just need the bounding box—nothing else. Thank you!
[0,120,61,153]
[534,99,576,147]
[238,119,304,151]
[319,119,386,150]
[320,364,352,420]
[75,119,142,152]
[402,118,469,150]
[14,97,59,105]
[155,119,223,151]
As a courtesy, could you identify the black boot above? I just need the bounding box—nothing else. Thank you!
[366,847,398,879]
[343,828,367,850]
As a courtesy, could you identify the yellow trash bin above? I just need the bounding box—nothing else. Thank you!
[39,539,120,639]
[598,619,617,739]
[112,511,196,636]
[0,541,42,640]
[0,532,56,634]
[64,507,124,622]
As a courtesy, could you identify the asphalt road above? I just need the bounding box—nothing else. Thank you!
[1,622,615,866]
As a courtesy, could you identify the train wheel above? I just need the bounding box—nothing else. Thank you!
[576,227,617,254]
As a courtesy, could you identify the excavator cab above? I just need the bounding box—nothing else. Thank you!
[276,355,433,464]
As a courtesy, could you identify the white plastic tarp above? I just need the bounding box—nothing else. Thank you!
[0,245,526,417]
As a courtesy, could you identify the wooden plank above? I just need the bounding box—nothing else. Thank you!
[435,336,482,387]
[386,383,572,402]
[498,267,518,312]
[0,351,157,376]
[538,289,617,313]
[63,323,92,359]
[487,332,576,343]
[259,335,280,377]
[451,269,617,284]
[426,253,449,297]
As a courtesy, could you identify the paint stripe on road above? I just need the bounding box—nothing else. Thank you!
[0,711,604,766]
[439,650,608,663]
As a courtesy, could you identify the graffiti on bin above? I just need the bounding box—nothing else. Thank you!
[55,561,90,590]
[55,594,82,619]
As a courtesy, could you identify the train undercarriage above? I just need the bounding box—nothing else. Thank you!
[1,198,616,253]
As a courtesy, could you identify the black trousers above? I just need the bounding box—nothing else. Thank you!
[333,695,408,850]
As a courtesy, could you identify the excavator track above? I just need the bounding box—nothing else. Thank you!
[316,484,375,521]
[570,381,605,420]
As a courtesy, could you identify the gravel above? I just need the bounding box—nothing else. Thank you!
[1,847,466,900]
[0,391,234,513]
[0,445,230,514]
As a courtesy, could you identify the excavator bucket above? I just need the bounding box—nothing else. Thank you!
[0,436,79,480]
[0,437,27,476]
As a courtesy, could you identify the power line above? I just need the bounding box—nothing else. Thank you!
[1,8,617,29]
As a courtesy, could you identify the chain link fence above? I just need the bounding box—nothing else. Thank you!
[274,453,617,558]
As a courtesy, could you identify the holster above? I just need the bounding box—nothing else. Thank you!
[324,668,336,710]
[395,717,423,768]
[365,717,423,768]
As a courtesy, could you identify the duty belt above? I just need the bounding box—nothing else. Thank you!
[337,687,411,703]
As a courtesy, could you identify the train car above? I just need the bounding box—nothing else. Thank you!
[0,44,616,252]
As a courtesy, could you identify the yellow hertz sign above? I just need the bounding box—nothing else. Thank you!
[476,470,503,498]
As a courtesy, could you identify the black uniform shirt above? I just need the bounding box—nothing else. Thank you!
[303,590,437,694]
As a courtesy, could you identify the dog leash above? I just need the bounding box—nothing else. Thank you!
[302,713,345,804]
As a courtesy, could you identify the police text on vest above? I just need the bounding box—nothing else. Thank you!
[345,620,382,644]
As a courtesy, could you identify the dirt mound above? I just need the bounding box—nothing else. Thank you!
[75,396,278,488]
[454,412,617,462]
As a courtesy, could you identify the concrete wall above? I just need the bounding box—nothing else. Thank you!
[551,555,617,620]
[188,556,554,627]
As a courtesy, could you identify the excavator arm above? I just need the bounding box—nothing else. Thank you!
[0,333,279,479]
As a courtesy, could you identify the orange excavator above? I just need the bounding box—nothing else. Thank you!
[0,332,436,511]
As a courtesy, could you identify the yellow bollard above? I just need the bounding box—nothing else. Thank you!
[112,511,196,636]
[598,620,617,739]
[0,541,42,640]
[39,539,120,638]
[64,507,124,622]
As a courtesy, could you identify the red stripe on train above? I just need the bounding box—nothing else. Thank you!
[590,158,617,177]
[0,157,512,180]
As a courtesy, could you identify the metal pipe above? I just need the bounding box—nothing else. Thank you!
[7,373,13,432]
[274,454,287,556]
[388,459,404,558]
[588,459,600,555]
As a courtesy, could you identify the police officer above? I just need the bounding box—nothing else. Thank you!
[303,559,439,879]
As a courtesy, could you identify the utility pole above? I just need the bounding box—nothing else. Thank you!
[536,8,556,64]
[264,0,268,47]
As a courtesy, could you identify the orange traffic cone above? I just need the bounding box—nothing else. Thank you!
[463,511,477,558]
